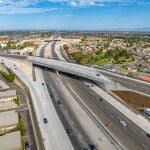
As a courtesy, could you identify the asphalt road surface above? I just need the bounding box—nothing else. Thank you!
[50,41,150,150]
[102,72,150,95]
[43,69,92,150]
[60,73,150,150]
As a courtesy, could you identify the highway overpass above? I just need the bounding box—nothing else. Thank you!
[44,39,61,42]
[27,56,114,88]
[1,53,149,89]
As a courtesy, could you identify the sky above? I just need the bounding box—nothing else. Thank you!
[0,0,150,31]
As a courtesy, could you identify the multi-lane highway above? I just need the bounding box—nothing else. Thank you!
[32,42,74,150]
[0,43,75,150]
[47,40,150,150]
[43,69,92,150]
[0,57,45,150]
[61,73,150,150]
[42,41,95,150]
[42,41,119,150]
[1,39,150,150]
[33,67,74,150]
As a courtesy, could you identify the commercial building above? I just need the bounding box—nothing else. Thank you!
[0,80,9,91]
[0,89,17,110]
[0,43,7,48]
[0,90,16,99]
[140,75,150,82]
[11,47,34,55]
[0,110,18,133]
[0,101,17,110]
[0,131,21,150]
[0,96,17,103]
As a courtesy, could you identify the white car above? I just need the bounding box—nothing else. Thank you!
[119,121,126,127]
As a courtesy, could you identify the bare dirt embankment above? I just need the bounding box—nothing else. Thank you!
[112,91,150,112]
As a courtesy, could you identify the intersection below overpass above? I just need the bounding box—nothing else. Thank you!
[27,56,115,89]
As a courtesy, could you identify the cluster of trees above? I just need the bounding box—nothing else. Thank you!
[63,44,69,51]
[70,51,104,64]
[81,36,88,41]
[143,44,150,48]
[17,41,36,50]
[0,70,15,82]
[13,96,20,106]
[68,48,134,65]
[12,115,26,135]
[124,37,140,46]
[70,52,85,64]
[5,40,16,50]
[28,52,33,56]
[127,71,133,77]
[104,49,132,60]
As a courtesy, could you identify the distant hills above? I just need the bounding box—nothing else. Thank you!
[113,27,150,32]
[0,27,150,32]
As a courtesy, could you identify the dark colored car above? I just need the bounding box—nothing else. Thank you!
[99,98,103,102]
[43,118,48,123]
[66,128,73,135]
[89,144,97,150]
[42,83,44,85]
[146,133,150,138]
[25,141,29,149]
[58,100,62,105]
[96,74,100,76]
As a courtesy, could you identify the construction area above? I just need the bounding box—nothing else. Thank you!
[112,90,150,114]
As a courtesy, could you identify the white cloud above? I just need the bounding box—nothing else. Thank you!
[78,0,95,6]
[48,0,136,7]
[51,14,74,17]
[0,0,141,14]
[70,1,77,6]
[0,0,59,14]
[64,14,74,16]
[0,7,59,14]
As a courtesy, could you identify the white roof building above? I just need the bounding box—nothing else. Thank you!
[0,90,16,98]
[0,101,17,110]
[22,47,34,52]
[0,43,7,48]
[0,96,17,103]
[0,80,9,91]
[0,131,21,150]
[0,110,18,132]
[11,47,34,55]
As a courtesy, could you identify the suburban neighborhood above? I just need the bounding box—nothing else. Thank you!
[61,32,150,81]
